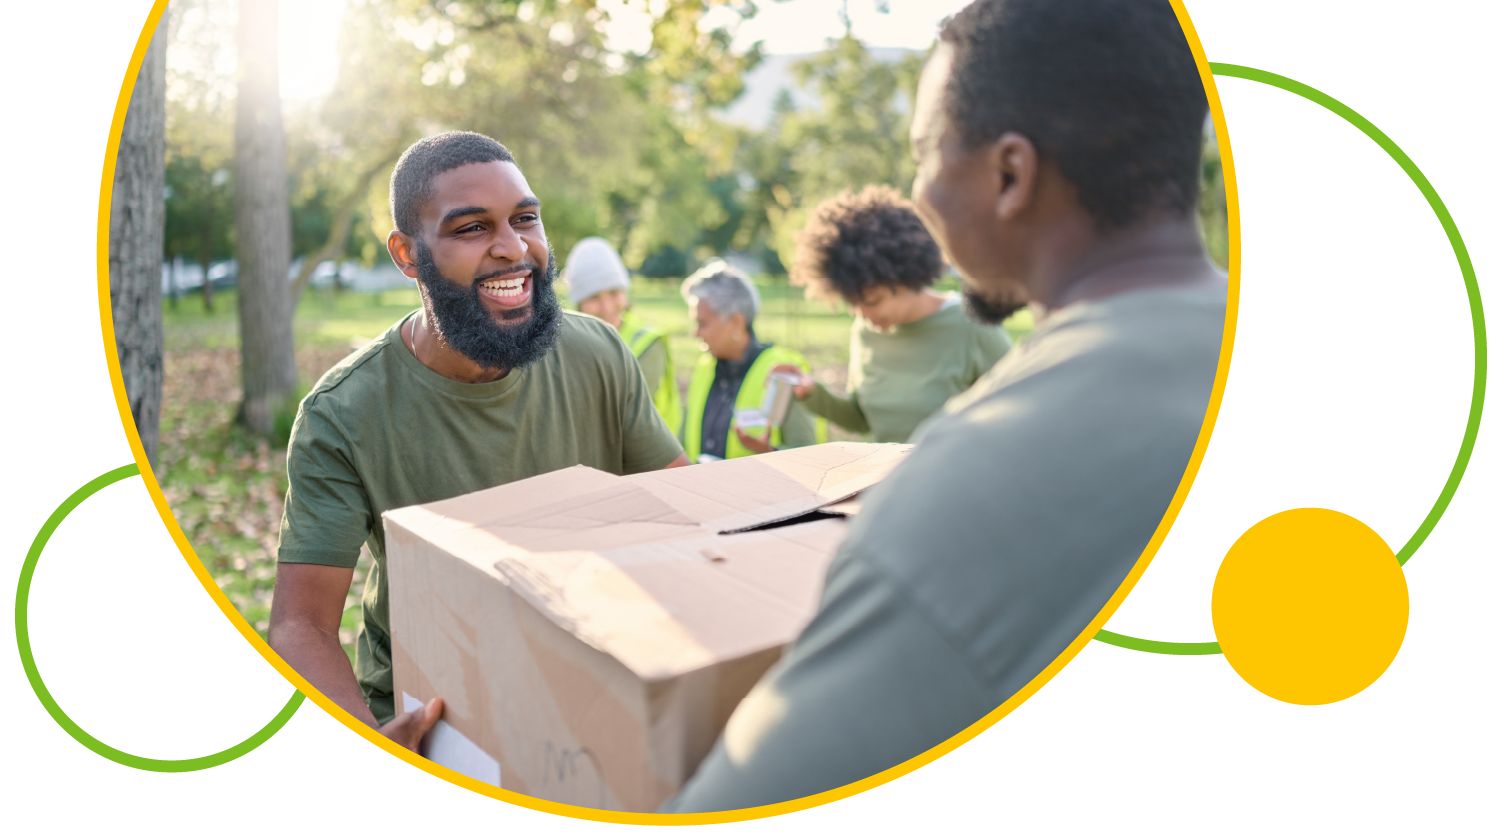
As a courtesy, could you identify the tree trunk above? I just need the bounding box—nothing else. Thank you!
[167,257,179,312]
[200,254,215,313]
[109,8,168,466]
[233,0,298,435]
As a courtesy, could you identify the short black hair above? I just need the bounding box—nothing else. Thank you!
[389,131,515,236]
[792,186,945,304]
[939,0,1208,229]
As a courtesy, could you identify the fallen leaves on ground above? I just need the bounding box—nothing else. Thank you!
[157,343,369,655]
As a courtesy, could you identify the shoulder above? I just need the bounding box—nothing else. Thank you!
[556,310,629,355]
[760,343,809,367]
[871,283,1228,557]
[549,311,637,377]
[297,319,404,422]
[928,300,1007,346]
[559,310,627,349]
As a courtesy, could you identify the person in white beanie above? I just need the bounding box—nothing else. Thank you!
[562,237,683,433]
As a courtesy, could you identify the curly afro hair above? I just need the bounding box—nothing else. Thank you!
[791,185,945,304]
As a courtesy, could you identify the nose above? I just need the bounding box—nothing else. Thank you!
[488,225,527,264]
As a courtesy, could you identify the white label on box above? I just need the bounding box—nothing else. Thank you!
[401,692,502,786]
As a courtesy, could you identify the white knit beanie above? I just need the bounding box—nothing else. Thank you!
[562,237,630,305]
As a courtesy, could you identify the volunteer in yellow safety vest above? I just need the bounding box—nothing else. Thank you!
[562,237,683,433]
[679,260,826,461]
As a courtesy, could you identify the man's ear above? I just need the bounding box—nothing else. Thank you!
[989,131,1041,223]
[388,230,420,280]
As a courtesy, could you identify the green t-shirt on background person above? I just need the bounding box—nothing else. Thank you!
[276,311,683,723]
[801,297,1011,443]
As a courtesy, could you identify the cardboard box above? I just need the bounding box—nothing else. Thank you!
[384,442,909,811]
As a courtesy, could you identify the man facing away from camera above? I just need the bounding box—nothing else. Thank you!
[669,0,1227,811]
[268,131,686,749]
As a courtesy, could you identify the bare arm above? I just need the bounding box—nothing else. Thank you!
[268,562,374,725]
[269,562,442,747]
[663,453,690,469]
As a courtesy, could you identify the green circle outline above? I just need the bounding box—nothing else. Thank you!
[14,463,304,772]
[1097,63,1486,656]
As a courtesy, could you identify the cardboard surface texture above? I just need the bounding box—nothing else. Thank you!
[385,442,909,812]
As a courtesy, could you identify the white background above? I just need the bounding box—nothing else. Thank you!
[2,0,1496,832]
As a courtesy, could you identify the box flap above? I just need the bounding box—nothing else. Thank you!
[625,442,909,532]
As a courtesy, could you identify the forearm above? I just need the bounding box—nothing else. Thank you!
[802,382,870,433]
[269,618,379,728]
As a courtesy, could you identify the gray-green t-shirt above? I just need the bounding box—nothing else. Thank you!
[668,280,1226,811]
[276,311,684,723]
[803,298,1012,442]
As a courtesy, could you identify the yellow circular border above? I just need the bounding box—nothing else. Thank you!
[97,0,1238,823]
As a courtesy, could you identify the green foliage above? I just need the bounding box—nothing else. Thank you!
[1199,133,1230,269]
[164,152,234,269]
[163,0,1232,292]
[735,37,926,272]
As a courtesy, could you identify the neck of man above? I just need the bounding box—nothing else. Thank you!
[409,313,511,384]
[721,329,753,363]
[1026,215,1217,316]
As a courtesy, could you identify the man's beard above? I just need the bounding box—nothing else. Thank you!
[414,241,563,371]
[961,282,1029,326]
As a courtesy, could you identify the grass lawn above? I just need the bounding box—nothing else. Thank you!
[157,276,1032,661]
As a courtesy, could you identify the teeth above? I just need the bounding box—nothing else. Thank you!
[479,276,527,298]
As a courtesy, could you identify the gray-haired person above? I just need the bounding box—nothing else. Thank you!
[679,260,824,461]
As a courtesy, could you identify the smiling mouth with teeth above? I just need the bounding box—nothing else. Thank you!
[478,275,528,299]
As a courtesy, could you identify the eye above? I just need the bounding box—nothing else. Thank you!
[513,213,541,227]
[455,223,484,235]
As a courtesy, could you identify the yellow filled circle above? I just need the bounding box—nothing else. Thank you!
[1212,508,1408,705]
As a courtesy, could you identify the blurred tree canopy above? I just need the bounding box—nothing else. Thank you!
[162,0,1230,297]
[165,0,785,293]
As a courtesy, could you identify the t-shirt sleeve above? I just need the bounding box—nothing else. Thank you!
[664,552,992,812]
[801,381,870,434]
[615,332,685,473]
[276,401,371,568]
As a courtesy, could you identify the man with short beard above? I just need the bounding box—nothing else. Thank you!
[268,132,687,749]
[669,0,1227,811]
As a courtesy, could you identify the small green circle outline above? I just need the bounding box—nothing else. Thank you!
[14,463,303,772]
[1097,62,1485,656]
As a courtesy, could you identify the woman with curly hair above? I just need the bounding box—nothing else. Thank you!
[780,185,1012,442]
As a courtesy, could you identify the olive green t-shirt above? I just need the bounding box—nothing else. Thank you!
[276,311,684,723]
[802,298,1012,443]
[668,279,1226,811]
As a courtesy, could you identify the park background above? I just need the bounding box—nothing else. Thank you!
[115,0,1230,660]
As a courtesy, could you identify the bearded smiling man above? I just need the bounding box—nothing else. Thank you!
[268,131,687,748]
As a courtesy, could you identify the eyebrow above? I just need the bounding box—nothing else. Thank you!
[441,206,487,226]
[440,197,541,226]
